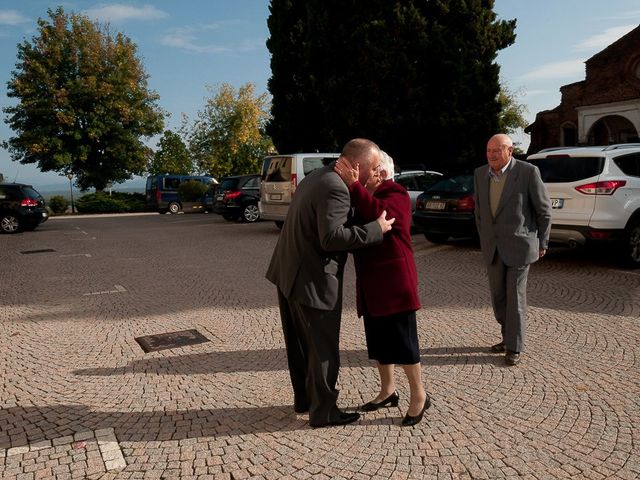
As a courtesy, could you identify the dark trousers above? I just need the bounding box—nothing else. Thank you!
[277,288,342,425]
[486,252,530,353]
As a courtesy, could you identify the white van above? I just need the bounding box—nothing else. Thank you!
[259,153,340,228]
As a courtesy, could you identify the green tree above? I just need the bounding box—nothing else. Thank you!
[266,0,516,171]
[497,83,528,136]
[3,7,164,191]
[148,130,192,175]
[187,83,274,179]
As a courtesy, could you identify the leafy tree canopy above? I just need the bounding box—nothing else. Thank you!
[3,7,164,190]
[267,0,516,172]
[148,130,192,175]
[186,82,274,179]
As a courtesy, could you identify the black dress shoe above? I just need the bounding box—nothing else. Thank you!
[360,391,400,412]
[401,395,431,427]
[505,351,521,366]
[490,342,506,353]
[309,410,360,428]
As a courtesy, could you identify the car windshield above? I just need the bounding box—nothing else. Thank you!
[22,187,42,199]
[427,175,473,194]
[264,157,292,182]
[530,155,604,182]
[219,178,240,191]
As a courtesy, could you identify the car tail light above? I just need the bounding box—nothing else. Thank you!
[416,198,425,211]
[291,173,298,196]
[21,198,39,207]
[455,195,475,212]
[156,190,162,202]
[587,230,613,240]
[575,181,626,195]
[223,190,242,201]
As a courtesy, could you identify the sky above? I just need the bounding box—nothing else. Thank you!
[1,1,639,189]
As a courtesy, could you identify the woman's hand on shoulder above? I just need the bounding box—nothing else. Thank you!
[334,157,359,187]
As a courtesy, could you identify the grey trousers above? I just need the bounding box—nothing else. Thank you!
[277,288,342,425]
[486,253,530,353]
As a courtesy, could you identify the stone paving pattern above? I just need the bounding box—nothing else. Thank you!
[1,213,639,479]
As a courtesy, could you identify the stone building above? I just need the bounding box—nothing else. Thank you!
[525,25,640,154]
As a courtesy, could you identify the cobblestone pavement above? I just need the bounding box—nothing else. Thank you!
[1,213,639,480]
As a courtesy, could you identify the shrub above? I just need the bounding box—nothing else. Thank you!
[178,180,209,202]
[74,191,147,214]
[48,195,69,214]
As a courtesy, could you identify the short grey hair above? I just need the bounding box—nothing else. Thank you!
[380,150,395,180]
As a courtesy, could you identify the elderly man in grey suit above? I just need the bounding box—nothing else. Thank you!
[474,133,552,366]
[266,138,394,427]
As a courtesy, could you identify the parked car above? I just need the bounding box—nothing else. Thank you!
[412,173,477,243]
[394,169,443,214]
[145,174,217,214]
[213,174,262,222]
[527,143,640,267]
[0,183,48,233]
[259,153,340,228]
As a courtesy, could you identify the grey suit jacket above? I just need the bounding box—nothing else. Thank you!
[266,164,383,311]
[473,159,552,267]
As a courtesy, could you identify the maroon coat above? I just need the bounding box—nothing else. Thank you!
[350,180,421,318]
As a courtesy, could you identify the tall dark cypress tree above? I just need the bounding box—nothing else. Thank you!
[266,0,515,171]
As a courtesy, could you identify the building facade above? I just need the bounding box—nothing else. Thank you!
[526,25,640,155]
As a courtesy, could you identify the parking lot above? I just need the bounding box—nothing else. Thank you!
[1,213,639,480]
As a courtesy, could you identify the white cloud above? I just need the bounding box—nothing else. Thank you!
[161,33,231,54]
[161,24,262,54]
[522,89,554,97]
[84,4,168,22]
[0,10,29,25]
[519,60,585,81]
[573,25,637,51]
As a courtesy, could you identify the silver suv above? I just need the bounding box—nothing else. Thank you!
[527,144,640,267]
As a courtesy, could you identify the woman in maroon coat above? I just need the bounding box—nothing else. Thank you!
[335,152,430,426]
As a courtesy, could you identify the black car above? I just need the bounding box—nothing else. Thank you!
[412,173,477,243]
[213,174,261,222]
[0,183,49,233]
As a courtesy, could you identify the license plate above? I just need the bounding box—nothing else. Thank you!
[269,193,282,201]
[551,198,564,209]
[216,194,224,201]
[42,212,48,218]
[426,201,446,210]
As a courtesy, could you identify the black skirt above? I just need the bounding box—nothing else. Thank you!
[363,310,420,365]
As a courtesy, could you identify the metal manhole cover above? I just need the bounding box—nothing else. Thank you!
[20,249,56,254]
[134,329,210,353]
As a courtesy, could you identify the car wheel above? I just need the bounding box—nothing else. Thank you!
[242,204,260,223]
[0,214,20,233]
[623,222,640,268]
[168,202,181,214]
[424,233,448,244]
[275,221,284,229]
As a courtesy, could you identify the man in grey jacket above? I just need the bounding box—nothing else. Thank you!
[266,138,394,427]
[474,134,552,366]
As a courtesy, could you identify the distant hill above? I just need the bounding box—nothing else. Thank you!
[35,178,146,197]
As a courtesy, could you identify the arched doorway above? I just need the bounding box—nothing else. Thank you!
[587,115,639,145]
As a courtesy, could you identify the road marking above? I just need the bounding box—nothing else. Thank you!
[60,253,92,258]
[83,285,127,296]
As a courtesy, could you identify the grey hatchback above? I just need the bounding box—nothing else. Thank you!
[0,183,48,233]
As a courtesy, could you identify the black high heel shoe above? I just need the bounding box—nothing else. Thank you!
[360,391,400,412]
[401,394,431,427]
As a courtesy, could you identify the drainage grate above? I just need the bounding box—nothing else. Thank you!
[20,248,56,254]
[134,329,210,353]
